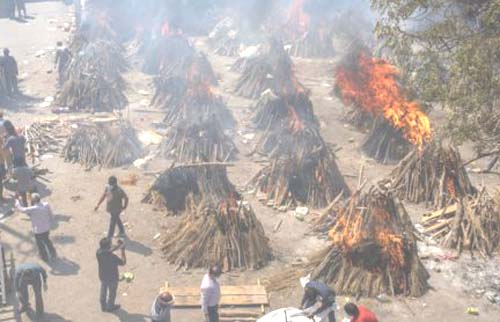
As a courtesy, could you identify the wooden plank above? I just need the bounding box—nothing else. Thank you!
[167,285,267,295]
[172,295,269,307]
[423,218,454,233]
[422,204,457,222]
[219,310,261,317]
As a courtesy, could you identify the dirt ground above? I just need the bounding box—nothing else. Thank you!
[0,2,499,322]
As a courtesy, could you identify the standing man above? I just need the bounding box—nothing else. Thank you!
[3,120,27,168]
[300,280,336,322]
[0,112,6,202]
[14,263,48,317]
[95,176,129,238]
[200,265,222,322]
[343,303,378,322]
[14,0,26,18]
[0,49,18,95]
[150,291,174,322]
[96,237,126,312]
[54,41,71,86]
[13,163,33,206]
[15,193,57,262]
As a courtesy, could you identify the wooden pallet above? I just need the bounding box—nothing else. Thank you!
[0,244,16,321]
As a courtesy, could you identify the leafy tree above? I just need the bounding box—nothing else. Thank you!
[370,0,500,157]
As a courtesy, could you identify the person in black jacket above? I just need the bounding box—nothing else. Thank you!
[95,176,129,238]
[0,49,18,95]
[301,280,336,322]
[96,238,126,312]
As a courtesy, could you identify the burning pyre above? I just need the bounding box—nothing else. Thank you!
[335,50,432,164]
[161,116,238,163]
[385,142,476,209]
[62,119,143,169]
[208,17,241,57]
[282,0,335,58]
[235,38,307,99]
[161,196,273,271]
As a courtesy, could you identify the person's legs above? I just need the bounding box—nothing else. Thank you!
[208,306,219,322]
[20,191,28,207]
[107,213,117,238]
[34,233,49,262]
[33,284,44,316]
[115,214,125,236]
[17,283,29,310]
[106,280,118,309]
[328,310,336,322]
[40,231,57,259]
[99,281,108,311]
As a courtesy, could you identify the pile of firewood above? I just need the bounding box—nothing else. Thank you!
[142,163,238,214]
[234,38,306,99]
[56,40,128,112]
[163,80,236,130]
[385,142,476,208]
[361,118,411,164]
[286,29,335,58]
[25,120,70,163]
[249,144,350,210]
[161,196,273,271]
[152,53,218,110]
[421,189,500,257]
[161,116,238,163]
[62,120,143,169]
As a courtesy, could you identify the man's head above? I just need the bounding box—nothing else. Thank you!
[3,48,9,56]
[344,303,360,318]
[304,285,317,298]
[158,291,174,307]
[99,237,112,250]
[30,193,41,205]
[108,176,117,187]
[57,41,63,47]
[208,265,222,278]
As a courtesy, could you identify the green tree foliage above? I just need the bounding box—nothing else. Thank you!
[370,0,500,150]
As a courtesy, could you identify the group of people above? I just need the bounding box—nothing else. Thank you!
[2,0,27,19]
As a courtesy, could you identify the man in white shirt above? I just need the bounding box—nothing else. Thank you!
[200,265,222,322]
[15,193,57,262]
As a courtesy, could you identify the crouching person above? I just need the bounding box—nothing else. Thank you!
[14,263,48,317]
[151,291,174,322]
[301,280,336,322]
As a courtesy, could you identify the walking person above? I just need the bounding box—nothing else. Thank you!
[13,163,33,206]
[0,49,19,95]
[150,291,174,322]
[54,41,71,86]
[3,119,27,169]
[15,193,57,262]
[14,263,48,317]
[201,265,222,322]
[95,176,129,238]
[96,237,126,312]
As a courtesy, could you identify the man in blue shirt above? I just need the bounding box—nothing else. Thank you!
[301,280,336,322]
[14,263,48,317]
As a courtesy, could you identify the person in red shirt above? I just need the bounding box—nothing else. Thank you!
[344,303,378,322]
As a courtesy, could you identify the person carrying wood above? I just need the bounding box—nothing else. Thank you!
[95,176,129,238]
[343,303,378,322]
[15,193,57,262]
[300,280,336,322]
[96,237,126,312]
[150,291,174,322]
[201,265,222,322]
[14,262,48,317]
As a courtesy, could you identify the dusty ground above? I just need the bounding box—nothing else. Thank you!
[0,2,499,322]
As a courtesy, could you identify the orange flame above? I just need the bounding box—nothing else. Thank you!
[287,0,310,35]
[335,53,432,148]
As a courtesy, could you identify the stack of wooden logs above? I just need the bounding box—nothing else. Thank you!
[286,29,335,58]
[361,118,411,164]
[311,185,430,297]
[234,38,306,99]
[385,142,476,208]
[142,164,238,214]
[161,196,273,271]
[161,116,238,163]
[143,33,196,75]
[25,120,69,163]
[62,120,143,169]
[421,189,500,257]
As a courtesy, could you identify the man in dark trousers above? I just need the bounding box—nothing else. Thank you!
[301,280,336,322]
[96,237,126,312]
[95,176,129,238]
[0,49,18,95]
[14,0,26,18]
[54,41,71,86]
[14,263,48,317]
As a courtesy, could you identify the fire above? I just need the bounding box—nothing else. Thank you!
[335,52,432,148]
[288,106,305,133]
[287,0,310,35]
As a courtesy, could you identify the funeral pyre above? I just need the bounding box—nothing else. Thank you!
[161,116,238,163]
[282,0,335,58]
[234,38,307,99]
[335,49,432,164]
[421,189,500,257]
[208,17,241,57]
[62,119,143,169]
[384,142,476,209]
[152,52,218,111]
[25,120,70,163]
[161,196,273,271]
[268,184,430,297]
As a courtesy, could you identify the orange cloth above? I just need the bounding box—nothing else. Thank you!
[351,305,378,322]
